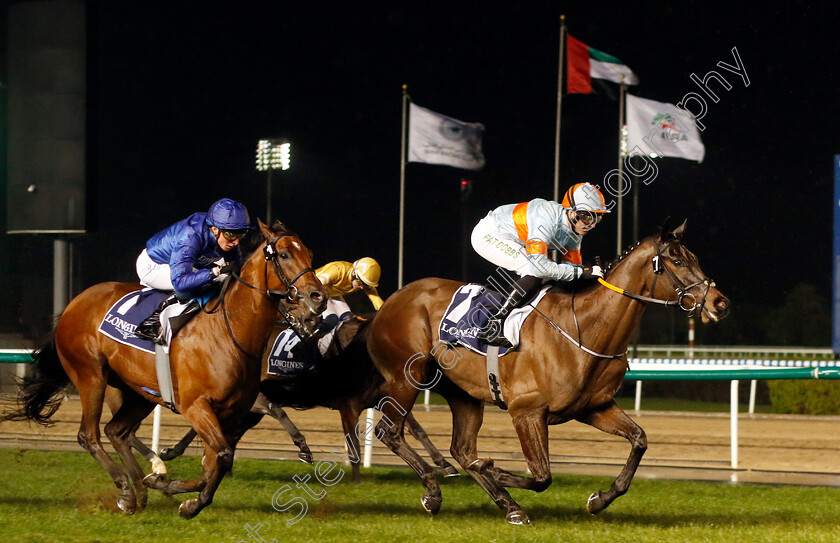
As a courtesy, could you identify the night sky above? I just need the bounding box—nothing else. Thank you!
[3,2,839,344]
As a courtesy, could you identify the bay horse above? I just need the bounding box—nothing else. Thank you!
[366,220,730,524]
[145,317,459,481]
[2,220,326,518]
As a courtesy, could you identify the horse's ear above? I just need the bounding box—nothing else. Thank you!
[659,217,674,240]
[258,219,272,240]
[671,219,688,240]
[659,217,687,242]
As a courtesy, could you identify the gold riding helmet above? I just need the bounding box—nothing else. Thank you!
[352,257,381,287]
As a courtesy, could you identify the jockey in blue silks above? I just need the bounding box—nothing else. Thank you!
[134,198,252,343]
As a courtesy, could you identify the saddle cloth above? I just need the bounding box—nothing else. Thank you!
[266,298,352,376]
[97,288,170,354]
[439,283,550,356]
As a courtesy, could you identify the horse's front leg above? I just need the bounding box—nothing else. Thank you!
[576,400,647,514]
[405,411,459,477]
[144,398,234,518]
[268,403,313,464]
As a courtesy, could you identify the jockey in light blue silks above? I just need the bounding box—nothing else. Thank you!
[134,197,252,343]
[470,182,610,346]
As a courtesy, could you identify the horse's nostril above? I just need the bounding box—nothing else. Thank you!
[311,292,323,302]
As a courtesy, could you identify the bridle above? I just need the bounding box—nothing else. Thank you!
[204,231,319,358]
[598,240,715,317]
[533,239,716,360]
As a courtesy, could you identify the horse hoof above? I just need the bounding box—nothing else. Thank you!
[150,456,168,476]
[586,491,606,515]
[298,451,313,464]
[116,494,136,515]
[506,510,531,526]
[443,465,461,478]
[142,472,162,488]
[179,499,200,519]
[420,493,442,515]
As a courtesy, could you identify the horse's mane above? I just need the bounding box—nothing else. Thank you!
[546,234,658,295]
[241,220,295,257]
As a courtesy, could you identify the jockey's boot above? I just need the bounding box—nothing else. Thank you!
[167,299,202,338]
[478,275,543,347]
[135,295,178,344]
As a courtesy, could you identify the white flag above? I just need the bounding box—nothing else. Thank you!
[408,103,485,170]
[626,94,705,162]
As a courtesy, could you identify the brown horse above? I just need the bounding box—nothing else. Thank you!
[2,220,326,518]
[149,318,460,481]
[366,220,730,525]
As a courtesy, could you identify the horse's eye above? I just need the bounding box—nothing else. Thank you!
[280,252,289,260]
[673,260,683,267]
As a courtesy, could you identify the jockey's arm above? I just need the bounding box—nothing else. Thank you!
[169,237,215,293]
[367,288,384,310]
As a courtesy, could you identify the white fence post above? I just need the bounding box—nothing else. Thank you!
[152,404,162,453]
[362,408,375,468]
[730,380,739,469]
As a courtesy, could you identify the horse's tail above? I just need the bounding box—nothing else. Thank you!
[1,328,70,426]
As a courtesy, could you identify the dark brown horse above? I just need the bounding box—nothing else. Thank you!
[2,221,326,518]
[150,317,459,481]
[366,221,730,525]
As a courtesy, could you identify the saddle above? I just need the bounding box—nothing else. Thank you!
[438,284,550,355]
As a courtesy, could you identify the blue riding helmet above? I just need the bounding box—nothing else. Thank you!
[205,198,252,230]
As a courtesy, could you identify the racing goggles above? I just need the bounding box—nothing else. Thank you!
[220,229,248,241]
[573,210,603,227]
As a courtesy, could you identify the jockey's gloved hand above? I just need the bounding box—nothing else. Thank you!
[577,265,604,280]
[212,263,234,277]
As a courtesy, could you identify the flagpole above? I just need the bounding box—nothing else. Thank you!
[398,85,408,290]
[553,15,566,262]
[616,82,627,255]
[554,15,566,204]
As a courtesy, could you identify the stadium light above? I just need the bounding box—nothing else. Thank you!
[256,139,291,223]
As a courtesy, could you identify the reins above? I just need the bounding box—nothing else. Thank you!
[531,238,715,360]
[597,241,715,317]
[201,231,318,358]
[530,302,626,359]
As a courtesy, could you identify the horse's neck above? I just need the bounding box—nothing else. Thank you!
[571,246,655,354]
[224,263,279,354]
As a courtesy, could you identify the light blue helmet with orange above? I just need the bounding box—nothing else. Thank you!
[562,183,609,232]
[205,198,252,230]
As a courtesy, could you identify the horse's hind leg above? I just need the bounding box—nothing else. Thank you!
[446,392,529,525]
[405,411,459,477]
[105,386,167,476]
[70,367,138,513]
[577,400,647,514]
[159,428,198,461]
[104,390,156,510]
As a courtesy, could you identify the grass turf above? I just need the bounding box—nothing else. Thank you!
[0,449,838,543]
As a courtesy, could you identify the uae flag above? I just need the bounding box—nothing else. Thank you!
[566,34,638,95]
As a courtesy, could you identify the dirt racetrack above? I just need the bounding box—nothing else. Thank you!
[2,395,839,487]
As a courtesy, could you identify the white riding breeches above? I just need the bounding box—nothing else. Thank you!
[136,249,175,291]
[470,217,531,277]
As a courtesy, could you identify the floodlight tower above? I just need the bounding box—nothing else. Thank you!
[256,139,291,224]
